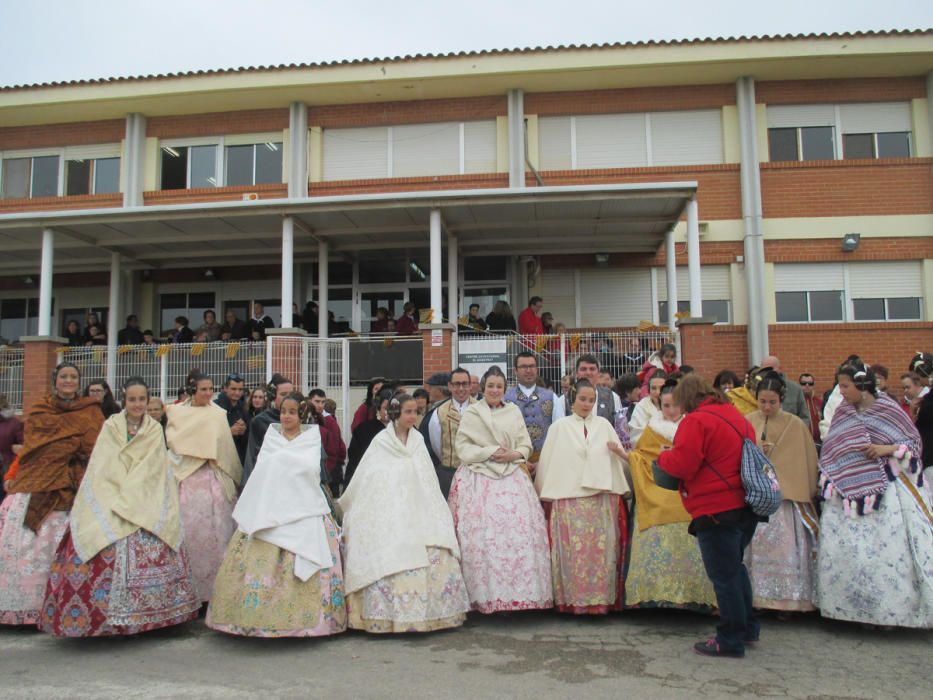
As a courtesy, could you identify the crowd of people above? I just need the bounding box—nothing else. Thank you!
[0,339,930,659]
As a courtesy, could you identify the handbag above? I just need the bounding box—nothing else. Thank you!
[696,409,783,518]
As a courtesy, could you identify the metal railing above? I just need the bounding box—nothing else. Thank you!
[58,341,267,402]
[456,329,679,386]
[0,346,24,411]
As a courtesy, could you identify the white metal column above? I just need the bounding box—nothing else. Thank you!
[665,228,678,330]
[38,228,55,337]
[281,216,294,328]
[429,209,443,324]
[447,233,458,325]
[123,113,146,208]
[686,198,702,318]
[318,240,329,339]
[106,252,120,388]
[507,89,526,189]
[288,102,309,199]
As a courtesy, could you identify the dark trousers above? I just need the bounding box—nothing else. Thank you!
[435,465,457,499]
[695,512,760,653]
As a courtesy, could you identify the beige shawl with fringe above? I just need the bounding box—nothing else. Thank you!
[165,403,242,501]
[455,400,532,479]
[70,413,182,562]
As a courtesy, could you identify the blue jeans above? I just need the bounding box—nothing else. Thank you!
[696,513,760,653]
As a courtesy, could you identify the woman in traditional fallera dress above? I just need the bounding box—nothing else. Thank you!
[817,363,933,628]
[535,380,630,614]
[339,393,470,633]
[39,377,200,636]
[165,373,241,602]
[625,382,717,610]
[0,363,104,625]
[207,393,346,637]
[449,367,553,613]
[744,373,820,612]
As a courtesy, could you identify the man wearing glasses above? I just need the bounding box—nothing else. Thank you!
[427,367,477,498]
[799,373,822,444]
[214,373,250,465]
[504,351,554,464]
[759,355,810,425]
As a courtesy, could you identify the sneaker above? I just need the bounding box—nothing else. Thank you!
[693,638,745,658]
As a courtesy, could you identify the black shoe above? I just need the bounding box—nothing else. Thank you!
[693,638,744,658]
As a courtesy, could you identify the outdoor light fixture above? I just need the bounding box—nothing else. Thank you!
[595,253,610,266]
[161,146,181,158]
[842,233,861,252]
[409,261,427,280]
[204,268,216,279]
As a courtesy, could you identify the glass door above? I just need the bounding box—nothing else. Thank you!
[359,289,405,334]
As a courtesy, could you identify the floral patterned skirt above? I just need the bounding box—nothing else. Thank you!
[39,528,200,637]
[625,511,716,611]
[817,477,933,628]
[178,464,236,602]
[0,493,69,625]
[346,546,470,633]
[206,515,347,637]
[448,467,553,614]
[744,500,817,611]
[548,495,628,615]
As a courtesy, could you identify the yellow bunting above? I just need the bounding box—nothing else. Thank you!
[675,311,690,320]
[224,343,241,359]
[569,334,582,352]
[55,346,69,354]
[118,345,133,354]
[383,337,394,348]
[190,343,207,357]
[155,345,172,358]
[92,348,104,363]
[247,354,263,369]
[534,336,548,353]
[419,308,433,324]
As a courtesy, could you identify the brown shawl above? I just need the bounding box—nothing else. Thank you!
[747,410,819,504]
[6,394,105,531]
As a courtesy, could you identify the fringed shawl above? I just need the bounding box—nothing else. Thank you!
[819,393,922,514]
[747,410,819,504]
[6,395,105,531]
[455,400,532,479]
[70,413,182,562]
[165,403,242,501]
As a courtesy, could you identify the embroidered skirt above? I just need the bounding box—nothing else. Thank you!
[39,528,200,637]
[625,510,716,611]
[346,546,470,633]
[206,515,347,638]
[448,467,553,614]
[0,493,69,625]
[744,500,817,611]
[547,494,628,614]
[178,464,236,602]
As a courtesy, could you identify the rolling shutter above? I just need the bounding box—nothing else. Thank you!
[650,110,723,166]
[766,105,835,128]
[839,103,912,134]
[847,261,922,298]
[463,120,497,174]
[538,117,572,170]
[657,265,730,301]
[392,122,460,177]
[538,269,576,326]
[773,263,844,292]
[579,268,652,327]
[575,113,647,169]
[322,127,388,181]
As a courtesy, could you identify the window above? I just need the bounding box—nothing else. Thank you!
[655,265,732,325]
[159,292,216,335]
[225,142,282,186]
[65,157,119,195]
[0,298,51,342]
[776,291,843,323]
[843,132,911,159]
[768,127,835,161]
[658,299,731,324]
[160,145,218,189]
[853,297,921,321]
[464,256,508,281]
[1,155,59,198]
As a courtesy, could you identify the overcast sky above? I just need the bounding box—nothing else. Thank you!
[1,0,931,87]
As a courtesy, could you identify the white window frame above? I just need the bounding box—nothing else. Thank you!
[158,137,223,189]
[775,290,845,324]
[223,138,284,187]
[1,145,122,199]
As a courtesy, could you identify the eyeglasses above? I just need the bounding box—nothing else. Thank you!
[516,364,537,370]
[449,381,470,388]
[800,381,814,386]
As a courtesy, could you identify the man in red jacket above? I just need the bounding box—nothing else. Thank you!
[657,374,759,659]
[310,388,347,495]
[518,296,545,335]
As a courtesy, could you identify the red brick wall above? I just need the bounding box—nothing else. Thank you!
[311,173,508,197]
[756,77,926,105]
[0,192,122,214]
[764,236,933,263]
[761,159,933,218]
[143,182,287,205]
[525,84,736,115]
[421,328,454,382]
[0,119,125,150]
[309,96,506,128]
[147,109,289,139]
[22,340,63,410]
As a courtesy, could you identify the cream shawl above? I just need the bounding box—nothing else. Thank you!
[535,412,630,501]
[233,425,332,581]
[455,400,532,479]
[748,410,819,504]
[338,427,461,594]
[628,396,660,446]
[70,413,182,562]
[165,402,242,501]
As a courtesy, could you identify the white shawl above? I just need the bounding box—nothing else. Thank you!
[232,425,332,581]
[628,396,661,446]
[338,427,461,594]
[535,413,630,501]
[454,400,533,478]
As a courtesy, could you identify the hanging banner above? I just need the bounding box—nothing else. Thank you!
[458,336,508,382]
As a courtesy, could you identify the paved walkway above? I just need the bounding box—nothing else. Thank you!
[1,610,930,699]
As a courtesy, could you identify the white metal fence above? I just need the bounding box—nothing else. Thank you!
[0,346,24,411]
[58,341,268,403]
[456,329,679,386]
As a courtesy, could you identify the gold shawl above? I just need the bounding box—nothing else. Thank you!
[165,403,242,501]
[728,386,758,416]
[7,394,104,531]
[627,421,691,531]
[747,410,819,504]
[70,413,182,562]
[454,401,532,479]
[535,413,629,501]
